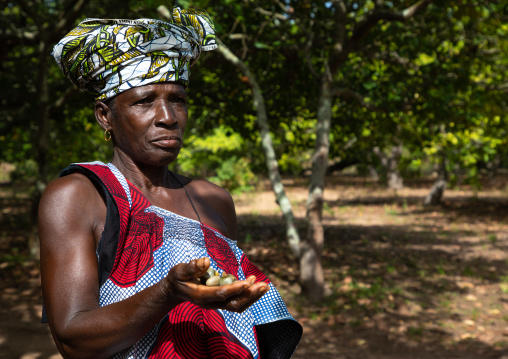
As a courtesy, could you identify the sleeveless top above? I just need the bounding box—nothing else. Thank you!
[57,162,302,359]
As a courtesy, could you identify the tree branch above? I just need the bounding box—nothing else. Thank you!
[255,7,289,21]
[1,27,38,44]
[303,21,320,79]
[367,49,419,71]
[351,0,432,45]
[228,33,248,40]
[330,0,433,74]
[215,37,301,258]
[15,0,43,30]
[333,87,384,112]
[274,0,290,14]
[49,86,78,114]
[215,38,248,74]
[328,0,347,76]
[227,16,241,36]
[478,82,508,93]
[50,0,91,43]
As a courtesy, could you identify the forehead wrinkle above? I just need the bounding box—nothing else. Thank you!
[134,83,187,97]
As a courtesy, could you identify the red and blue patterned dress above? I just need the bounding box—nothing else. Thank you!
[59,162,301,358]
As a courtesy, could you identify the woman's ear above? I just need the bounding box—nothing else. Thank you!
[94,100,113,131]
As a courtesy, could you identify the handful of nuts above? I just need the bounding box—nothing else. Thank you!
[200,267,237,286]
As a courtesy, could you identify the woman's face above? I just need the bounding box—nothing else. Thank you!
[107,82,188,166]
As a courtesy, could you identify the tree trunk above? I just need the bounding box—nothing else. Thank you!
[158,7,302,257]
[30,39,50,260]
[300,76,332,303]
[424,154,448,206]
[486,153,500,181]
[213,38,301,257]
[387,144,404,190]
[424,179,446,206]
[373,144,404,190]
[17,0,91,260]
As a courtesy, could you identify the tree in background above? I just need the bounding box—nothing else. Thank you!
[2,0,92,257]
[418,1,508,205]
[0,0,173,257]
[179,0,436,302]
[286,0,433,302]
[2,0,506,303]
[168,0,310,260]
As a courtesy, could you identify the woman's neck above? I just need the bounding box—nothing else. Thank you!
[110,155,173,191]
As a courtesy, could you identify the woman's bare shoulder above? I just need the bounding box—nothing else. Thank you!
[38,173,105,240]
[188,178,234,207]
[170,172,233,204]
[40,173,101,207]
[177,175,237,239]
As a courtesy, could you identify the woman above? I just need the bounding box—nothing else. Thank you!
[39,7,301,359]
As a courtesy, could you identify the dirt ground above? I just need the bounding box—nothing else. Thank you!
[2,175,508,358]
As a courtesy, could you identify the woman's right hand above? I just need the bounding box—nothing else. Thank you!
[163,257,269,313]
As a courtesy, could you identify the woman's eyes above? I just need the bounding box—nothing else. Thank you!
[169,95,187,104]
[132,96,186,106]
[133,97,151,105]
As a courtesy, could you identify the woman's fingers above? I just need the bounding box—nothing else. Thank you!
[192,279,250,301]
[225,282,270,313]
[169,257,210,282]
[194,280,270,312]
[166,259,270,312]
[186,257,210,279]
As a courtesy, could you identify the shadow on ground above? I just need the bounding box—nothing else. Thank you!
[236,192,508,359]
[2,184,508,358]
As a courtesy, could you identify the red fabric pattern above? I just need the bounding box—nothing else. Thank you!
[240,254,270,284]
[148,302,207,358]
[80,164,131,249]
[202,224,239,278]
[80,164,164,288]
[128,181,151,212]
[149,302,253,359]
[202,309,253,359]
[110,210,164,287]
[79,164,260,358]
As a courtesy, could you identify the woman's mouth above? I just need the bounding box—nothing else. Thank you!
[151,136,181,148]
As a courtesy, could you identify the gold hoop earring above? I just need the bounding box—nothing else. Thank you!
[104,130,112,142]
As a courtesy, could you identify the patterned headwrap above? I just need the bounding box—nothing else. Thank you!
[52,8,216,100]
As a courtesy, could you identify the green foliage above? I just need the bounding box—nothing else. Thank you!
[324,0,508,188]
[177,125,256,192]
[0,0,145,181]
[1,0,507,195]
[209,156,255,193]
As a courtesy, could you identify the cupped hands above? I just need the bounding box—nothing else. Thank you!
[163,257,269,313]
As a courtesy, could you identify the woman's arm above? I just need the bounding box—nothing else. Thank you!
[39,174,268,359]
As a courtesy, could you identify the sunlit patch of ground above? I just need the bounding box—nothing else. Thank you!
[234,176,508,358]
[3,175,508,358]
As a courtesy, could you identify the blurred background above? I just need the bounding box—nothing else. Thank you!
[1,0,508,358]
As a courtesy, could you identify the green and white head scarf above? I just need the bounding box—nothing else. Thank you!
[52,7,216,100]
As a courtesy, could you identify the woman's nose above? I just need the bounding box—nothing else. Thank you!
[154,100,176,126]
